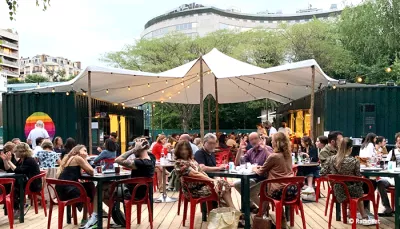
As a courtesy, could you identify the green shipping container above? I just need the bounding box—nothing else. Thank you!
[276,86,400,143]
[2,92,144,148]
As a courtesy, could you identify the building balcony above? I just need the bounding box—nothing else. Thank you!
[0,69,19,77]
[0,40,18,50]
[0,58,18,68]
[0,50,18,59]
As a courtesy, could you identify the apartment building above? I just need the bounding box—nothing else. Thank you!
[0,29,19,78]
[20,54,81,80]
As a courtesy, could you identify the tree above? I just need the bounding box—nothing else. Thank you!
[24,74,48,83]
[6,0,50,20]
[7,78,23,84]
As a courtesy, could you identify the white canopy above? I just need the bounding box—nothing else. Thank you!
[20,48,337,106]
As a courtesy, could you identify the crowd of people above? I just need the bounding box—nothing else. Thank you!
[2,119,400,228]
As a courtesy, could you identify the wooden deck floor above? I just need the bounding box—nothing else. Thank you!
[0,179,395,229]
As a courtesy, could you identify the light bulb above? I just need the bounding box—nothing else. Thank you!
[178,91,181,94]
[169,96,172,99]
[123,106,125,109]
[128,86,131,90]
[161,100,164,103]
[66,91,69,96]
[197,79,200,82]
[386,67,392,73]
[356,77,363,83]
[142,97,145,100]
[187,85,190,88]
[181,82,184,86]
[162,90,164,93]
[332,85,337,89]
[51,88,55,93]
[165,80,168,84]
[82,92,86,96]
[147,83,150,87]
[106,89,109,93]
[122,102,125,106]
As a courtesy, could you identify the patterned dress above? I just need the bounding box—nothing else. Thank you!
[175,159,231,201]
[320,155,363,203]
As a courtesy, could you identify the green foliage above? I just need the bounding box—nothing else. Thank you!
[6,0,50,20]
[7,78,22,84]
[102,0,399,130]
[24,74,48,83]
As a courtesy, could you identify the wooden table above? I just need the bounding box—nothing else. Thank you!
[361,170,400,229]
[154,162,176,203]
[0,173,25,223]
[80,172,131,229]
[206,170,258,229]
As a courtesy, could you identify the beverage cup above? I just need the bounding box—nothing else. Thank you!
[115,166,120,174]
[96,166,103,174]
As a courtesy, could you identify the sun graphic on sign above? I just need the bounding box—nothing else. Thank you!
[24,112,56,140]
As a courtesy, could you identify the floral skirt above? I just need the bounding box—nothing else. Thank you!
[269,185,298,201]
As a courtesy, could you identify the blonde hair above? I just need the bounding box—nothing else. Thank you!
[335,137,353,169]
[272,132,291,159]
[3,141,15,153]
[57,144,86,178]
[14,143,33,158]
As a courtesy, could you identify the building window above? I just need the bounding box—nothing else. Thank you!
[176,23,193,31]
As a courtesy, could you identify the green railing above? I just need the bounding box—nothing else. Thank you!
[149,129,256,138]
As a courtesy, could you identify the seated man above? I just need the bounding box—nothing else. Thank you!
[194,133,226,172]
[115,137,156,201]
[377,132,400,216]
[179,134,199,153]
[234,132,272,212]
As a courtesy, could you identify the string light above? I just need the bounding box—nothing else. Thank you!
[51,88,55,93]
[142,97,145,100]
[147,83,150,88]
[332,85,337,89]
[165,80,168,84]
[66,91,69,96]
[128,86,131,91]
[356,76,363,83]
[178,91,181,94]
[162,90,164,93]
[197,79,200,82]
[114,103,118,105]
[82,92,86,96]
[187,85,190,88]
[169,96,172,99]
[152,104,156,108]
[385,67,392,73]
[106,89,109,93]
[181,82,184,86]
[161,100,164,103]
[123,106,125,109]
[122,102,125,106]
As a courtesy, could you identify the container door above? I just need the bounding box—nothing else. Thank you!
[360,103,376,136]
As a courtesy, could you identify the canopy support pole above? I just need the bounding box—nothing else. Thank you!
[151,103,155,141]
[88,71,93,155]
[200,57,205,139]
[215,76,219,135]
[208,96,211,132]
[310,66,315,141]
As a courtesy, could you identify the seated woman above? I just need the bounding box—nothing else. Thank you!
[174,141,237,209]
[298,136,319,193]
[93,139,117,169]
[0,142,17,172]
[218,134,229,149]
[56,145,95,227]
[35,140,61,169]
[253,132,295,226]
[3,143,41,217]
[320,137,375,225]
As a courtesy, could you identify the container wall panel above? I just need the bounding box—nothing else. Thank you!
[2,92,76,143]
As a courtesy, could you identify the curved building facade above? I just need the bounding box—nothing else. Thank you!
[141,3,342,39]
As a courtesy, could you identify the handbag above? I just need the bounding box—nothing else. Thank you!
[207,207,241,229]
[253,215,275,229]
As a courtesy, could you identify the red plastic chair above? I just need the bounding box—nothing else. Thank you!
[377,186,395,211]
[180,176,220,229]
[106,177,153,229]
[292,165,298,176]
[215,151,230,165]
[25,170,47,216]
[177,187,183,215]
[327,175,379,229]
[46,178,93,229]
[0,178,15,229]
[315,176,329,203]
[257,177,306,229]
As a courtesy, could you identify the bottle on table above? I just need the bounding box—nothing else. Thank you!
[160,152,165,164]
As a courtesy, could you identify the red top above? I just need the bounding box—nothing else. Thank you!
[152,142,167,160]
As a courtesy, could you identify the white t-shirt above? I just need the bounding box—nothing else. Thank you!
[359,143,376,158]
[27,127,50,148]
[269,127,278,136]
[278,127,292,137]
[381,148,400,185]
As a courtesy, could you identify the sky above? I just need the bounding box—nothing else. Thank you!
[0,0,362,68]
